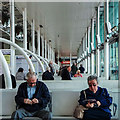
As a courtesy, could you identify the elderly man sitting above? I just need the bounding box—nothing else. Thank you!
[11,72,51,120]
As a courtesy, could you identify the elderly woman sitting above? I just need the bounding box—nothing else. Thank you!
[78,75,112,120]
[74,70,82,77]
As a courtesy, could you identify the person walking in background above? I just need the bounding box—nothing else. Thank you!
[71,62,78,76]
[11,72,51,120]
[79,64,85,73]
[61,66,72,80]
[15,67,26,80]
[49,61,55,76]
[78,75,112,120]
[42,67,54,80]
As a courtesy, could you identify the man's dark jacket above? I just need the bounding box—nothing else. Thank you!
[71,64,78,75]
[79,66,85,73]
[15,81,50,112]
[61,68,71,80]
[42,70,54,80]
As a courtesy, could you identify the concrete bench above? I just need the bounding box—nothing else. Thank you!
[0,89,17,117]
[0,89,47,120]
[52,116,118,120]
[0,80,119,120]
[51,90,118,119]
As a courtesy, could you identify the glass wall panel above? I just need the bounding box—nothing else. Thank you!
[100,49,104,77]
[109,42,118,80]
[109,2,118,28]
[109,1,119,80]
[109,1,119,38]
[109,2,114,28]
[94,53,96,74]
[94,20,96,74]
[100,9,104,43]
[94,22,96,49]
[89,27,92,53]
[114,2,119,27]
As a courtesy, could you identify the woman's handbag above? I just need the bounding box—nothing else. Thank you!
[73,105,88,119]
[73,91,88,119]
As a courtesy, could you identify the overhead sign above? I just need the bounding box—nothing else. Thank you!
[61,61,70,64]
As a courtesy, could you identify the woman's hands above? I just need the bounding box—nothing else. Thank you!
[96,101,101,107]
[86,102,94,108]
[86,101,101,108]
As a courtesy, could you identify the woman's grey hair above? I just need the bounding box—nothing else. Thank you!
[87,75,98,83]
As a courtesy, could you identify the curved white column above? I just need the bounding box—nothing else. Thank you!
[41,36,44,57]
[47,43,50,60]
[10,0,15,75]
[0,38,35,72]
[37,26,40,56]
[45,40,47,58]
[0,50,12,89]
[32,19,35,53]
[44,57,49,64]
[23,49,45,72]
[37,55,49,68]
[23,8,27,50]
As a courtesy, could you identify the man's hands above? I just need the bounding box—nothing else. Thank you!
[32,98,39,104]
[24,99,32,105]
[24,98,39,105]
[86,101,101,108]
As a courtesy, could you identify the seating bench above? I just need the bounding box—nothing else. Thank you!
[52,116,118,120]
[0,116,118,120]
[0,88,118,120]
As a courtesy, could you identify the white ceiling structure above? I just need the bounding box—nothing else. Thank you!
[15,2,99,57]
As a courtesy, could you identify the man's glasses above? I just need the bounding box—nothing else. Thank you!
[89,84,96,87]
